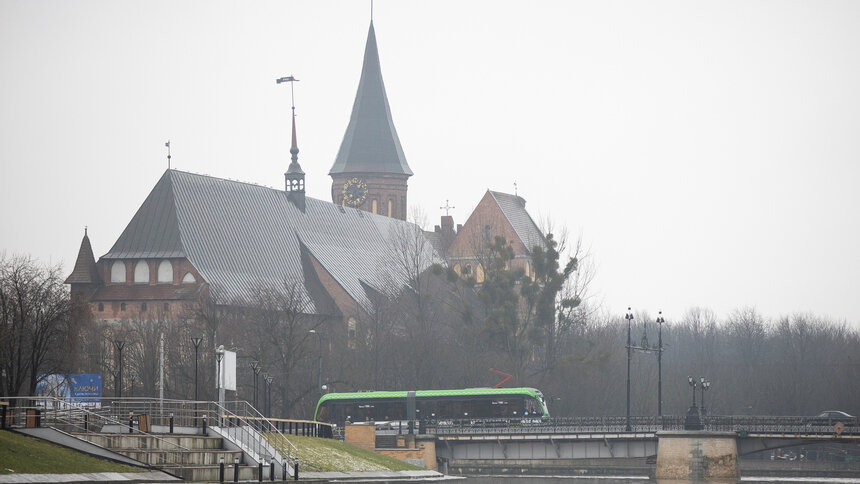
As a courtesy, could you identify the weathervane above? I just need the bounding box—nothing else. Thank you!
[165,140,171,169]
[440,200,455,216]
[276,76,299,114]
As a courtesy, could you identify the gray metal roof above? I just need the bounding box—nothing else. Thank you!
[101,170,437,313]
[329,21,412,177]
[488,191,547,253]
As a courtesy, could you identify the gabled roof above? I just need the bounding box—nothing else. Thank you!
[100,170,437,313]
[65,230,101,284]
[329,21,412,177]
[488,191,546,253]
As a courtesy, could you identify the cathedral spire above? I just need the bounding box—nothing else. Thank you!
[278,75,305,197]
[329,21,412,177]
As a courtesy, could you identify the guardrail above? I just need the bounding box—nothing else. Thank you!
[0,397,301,473]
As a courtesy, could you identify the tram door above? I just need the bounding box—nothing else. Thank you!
[406,391,416,434]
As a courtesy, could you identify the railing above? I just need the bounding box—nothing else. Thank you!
[238,415,333,438]
[0,396,193,467]
[410,415,858,436]
[0,397,301,475]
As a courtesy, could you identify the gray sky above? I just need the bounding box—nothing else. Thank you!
[2,1,859,325]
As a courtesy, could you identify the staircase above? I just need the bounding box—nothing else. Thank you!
[75,432,263,481]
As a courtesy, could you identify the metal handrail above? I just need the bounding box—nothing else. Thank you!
[0,396,194,467]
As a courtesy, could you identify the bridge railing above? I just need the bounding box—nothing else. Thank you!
[425,415,686,434]
[705,415,858,434]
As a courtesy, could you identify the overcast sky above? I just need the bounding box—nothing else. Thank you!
[2,1,859,326]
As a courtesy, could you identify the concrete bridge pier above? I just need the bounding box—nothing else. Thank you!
[655,430,738,481]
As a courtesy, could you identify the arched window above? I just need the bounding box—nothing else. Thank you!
[524,261,531,278]
[484,225,492,242]
[182,272,197,284]
[134,261,149,284]
[387,199,393,217]
[97,302,104,312]
[120,302,126,312]
[371,199,378,214]
[157,260,173,284]
[453,264,461,276]
[110,261,125,283]
[347,317,357,349]
[476,264,485,283]
[141,303,147,312]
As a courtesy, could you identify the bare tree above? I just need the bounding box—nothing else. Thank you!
[0,254,84,396]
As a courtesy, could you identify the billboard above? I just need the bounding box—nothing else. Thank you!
[35,374,102,406]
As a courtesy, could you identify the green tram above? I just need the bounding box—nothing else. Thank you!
[314,387,549,426]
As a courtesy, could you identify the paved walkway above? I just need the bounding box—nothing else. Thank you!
[0,471,178,483]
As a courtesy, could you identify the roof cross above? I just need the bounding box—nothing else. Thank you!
[440,199,455,216]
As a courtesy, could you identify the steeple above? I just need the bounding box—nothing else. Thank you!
[65,227,101,286]
[285,107,305,193]
[278,75,305,208]
[329,21,412,220]
[329,21,412,177]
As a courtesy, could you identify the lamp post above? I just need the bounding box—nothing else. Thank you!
[191,337,203,401]
[624,308,634,432]
[689,376,697,408]
[251,361,260,409]
[265,375,274,417]
[700,378,711,415]
[215,346,225,411]
[114,340,125,398]
[262,372,269,416]
[308,329,323,401]
[656,312,665,417]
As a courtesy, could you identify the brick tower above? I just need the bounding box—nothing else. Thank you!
[329,21,412,220]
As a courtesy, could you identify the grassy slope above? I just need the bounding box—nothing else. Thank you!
[268,434,424,472]
[0,430,144,475]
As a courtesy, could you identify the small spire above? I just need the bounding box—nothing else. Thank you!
[165,140,171,169]
[290,107,299,163]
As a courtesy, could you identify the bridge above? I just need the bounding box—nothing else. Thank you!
[370,416,860,479]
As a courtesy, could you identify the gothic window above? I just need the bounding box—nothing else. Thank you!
[110,261,125,283]
[388,199,393,217]
[97,302,104,312]
[524,262,531,278]
[121,302,126,312]
[157,260,173,284]
[371,199,378,214]
[141,303,147,312]
[476,264,485,283]
[134,261,149,284]
[347,317,357,349]
[484,225,492,242]
[453,264,461,276]
[163,303,169,312]
[182,272,196,284]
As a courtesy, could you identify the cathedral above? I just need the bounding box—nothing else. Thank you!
[65,21,546,331]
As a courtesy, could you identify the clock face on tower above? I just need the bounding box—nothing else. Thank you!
[342,177,368,207]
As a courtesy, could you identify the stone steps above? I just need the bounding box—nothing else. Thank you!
[72,432,273,481]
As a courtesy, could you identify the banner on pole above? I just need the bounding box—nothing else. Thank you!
[217,350,237,391]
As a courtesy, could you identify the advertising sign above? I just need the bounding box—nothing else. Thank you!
[35,374,102,406]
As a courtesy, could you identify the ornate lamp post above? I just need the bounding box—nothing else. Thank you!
[113,340,125,398]
[700,378,711,415]
[308,329,323,401]
[251,361,260,409]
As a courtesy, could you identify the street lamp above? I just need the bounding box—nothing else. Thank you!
[265,375,274,417]
[700,378,711,415]
[191,337,203,401]
[688,376,697,408]
[624,308,634,432]
[656,312,665,417]
[251,360,260,409]
[114,340,125,398]
[309,329,323,402]
[262,372,269,416]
